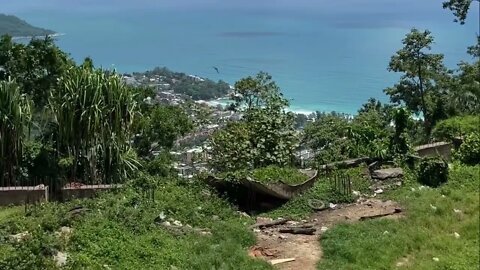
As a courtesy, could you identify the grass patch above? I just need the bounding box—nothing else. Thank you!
[220,165,310,185]
[0,180,272,270]
[264,166,371,219]
[318,165,480,270]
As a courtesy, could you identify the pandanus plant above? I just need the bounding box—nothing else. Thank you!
[49,66,139,183]
[0,80,31,186]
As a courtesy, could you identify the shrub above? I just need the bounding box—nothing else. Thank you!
[454,133,480,165]
[418,157,449,187]
[433,115,480,141]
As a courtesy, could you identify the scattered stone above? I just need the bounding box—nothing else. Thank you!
[9,231,30,243]
[320,226,328,232]
[432,257,439,262]
[374,188,384,194]
[454,232,460,239]
[53,251,68,267]
[371,168,404,180]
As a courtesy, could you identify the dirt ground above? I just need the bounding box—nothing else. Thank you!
[249,199,403,270]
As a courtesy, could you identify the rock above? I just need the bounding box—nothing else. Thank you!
[286,221,299,226]
[53,251,68,267]
[453,209,462,214]
[430,204,437,211]
[200,231,212,236]
[320,226,328,232]
[9,231,30,243]
[454,232,460,239]
[256,217,273,223]
[158,212,166,220]
[278,235,288,240]
[374,188,384,194]
[329,203,337,209]
[352,190,360,196]
[371,168,404,180]
[253,229,261,233]
[432,257,439,262]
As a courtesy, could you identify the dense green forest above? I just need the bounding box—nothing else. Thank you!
[0,14,55,37]
[0,1,478,269]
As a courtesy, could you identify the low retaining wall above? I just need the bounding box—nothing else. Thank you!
[61,184,122,201]
[415,142,453,160]
[0,186,48,206]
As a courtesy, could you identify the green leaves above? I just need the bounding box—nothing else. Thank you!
[49,66,138,183]
[0,80,31,185]
[208,72,297,172]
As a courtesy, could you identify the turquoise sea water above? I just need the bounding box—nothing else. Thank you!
[3,0,478,114]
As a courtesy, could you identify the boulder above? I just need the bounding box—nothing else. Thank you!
[371,168,404,180]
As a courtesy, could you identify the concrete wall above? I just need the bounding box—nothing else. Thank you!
[415,142,453,160]
[0,186,48,206]
[61,184,122,201]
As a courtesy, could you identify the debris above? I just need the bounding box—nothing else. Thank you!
[432,257,439,262]
[249,246,276,258]
[172,220,183,227]
[359,208,402,221]
[9,231,30,243]
[250,218,289,229]
[269,258,296,265]
[253,228,261,233]
[53,251,68,267]
[441,195,446,198]
[158,211,166,220]
[411,187,416,191]
[352,190,360,196]
[371,168,404,180]
[286,221,299,226]
[374,188,384,194]
[279,227,316,235]
[454,232,460,239]
[308,199,327,211]
[419,186,426,190]
[329,203,337,209]
[320,226,328,232]
[278,235,288,240]
[383,231,389,235]
[162,221,171,227]
[430,204,437,211]
[237,211,250,218]
[453,209,462,214]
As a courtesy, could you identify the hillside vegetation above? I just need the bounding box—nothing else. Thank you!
[0,14,54,37]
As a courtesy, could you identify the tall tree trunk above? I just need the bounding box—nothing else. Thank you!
[417,64,431,138]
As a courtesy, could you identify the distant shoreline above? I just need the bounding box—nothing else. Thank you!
[11,32,65,40]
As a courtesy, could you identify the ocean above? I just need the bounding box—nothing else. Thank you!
[3,0,478,114]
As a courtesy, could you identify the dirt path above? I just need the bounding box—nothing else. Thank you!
[249,199,403,270]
